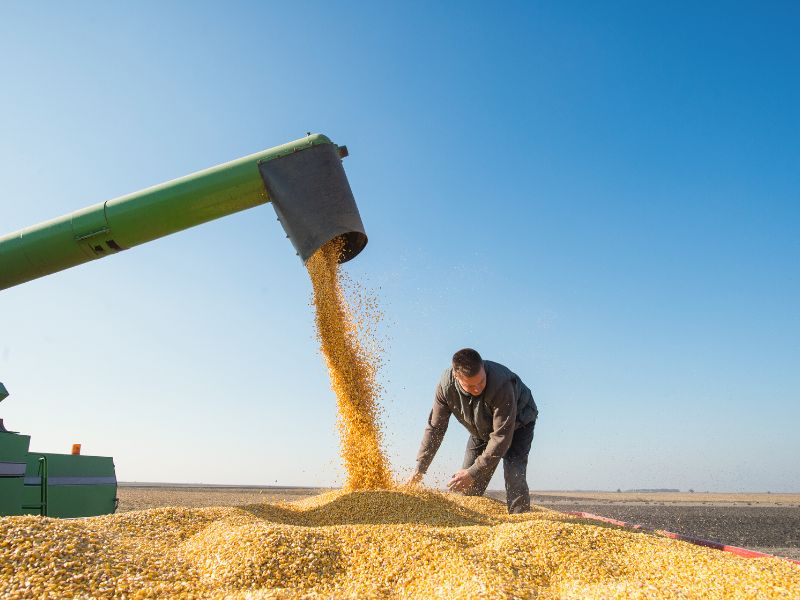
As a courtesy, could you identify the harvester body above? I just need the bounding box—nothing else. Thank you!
[0,427,116,517]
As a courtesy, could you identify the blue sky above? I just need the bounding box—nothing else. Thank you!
[1,2,797,492]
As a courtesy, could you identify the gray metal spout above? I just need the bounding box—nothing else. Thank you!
[259,143,368,264]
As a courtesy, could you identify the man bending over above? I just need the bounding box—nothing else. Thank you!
[408,348,538,513]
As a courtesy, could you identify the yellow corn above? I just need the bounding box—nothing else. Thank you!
[1,488,799,598]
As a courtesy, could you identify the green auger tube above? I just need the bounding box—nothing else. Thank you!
[0,133,367,291]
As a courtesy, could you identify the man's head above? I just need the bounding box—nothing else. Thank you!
[452,348,486,396]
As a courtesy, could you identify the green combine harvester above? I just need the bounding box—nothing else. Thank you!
[0,382,117,517]
[0,134,367,517]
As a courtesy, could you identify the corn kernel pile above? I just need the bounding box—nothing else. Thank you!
[306,237,393,490]
[1,488,798,598]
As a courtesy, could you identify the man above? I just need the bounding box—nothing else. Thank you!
[408,348,538,513]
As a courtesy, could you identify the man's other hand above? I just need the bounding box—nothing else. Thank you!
[447,469,475,493]
[405,471,423,487]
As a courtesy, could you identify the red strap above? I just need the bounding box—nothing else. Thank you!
[564,511,800,566]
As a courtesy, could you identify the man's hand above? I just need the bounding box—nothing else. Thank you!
[447,469,475,493]
[405,471,424,487]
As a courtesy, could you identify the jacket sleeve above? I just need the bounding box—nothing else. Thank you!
[465,381,517,480]
[415,383,451,474]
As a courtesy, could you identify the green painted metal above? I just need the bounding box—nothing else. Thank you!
[2,384,117,518]
[0,433,116,518]
[22,456,48,515]
[0,134,336,291]
[0,479,24,515]
[0,432,30,516]
[21,453,116,518]
[25,484,116,518]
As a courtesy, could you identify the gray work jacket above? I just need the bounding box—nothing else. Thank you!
[416,360,538,479]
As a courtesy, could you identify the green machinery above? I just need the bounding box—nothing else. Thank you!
[0,383,117,517]
[0,134,367,517]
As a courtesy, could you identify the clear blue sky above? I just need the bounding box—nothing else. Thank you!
[1,2,797,492]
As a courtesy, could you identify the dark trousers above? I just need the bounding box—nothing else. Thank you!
[461,420,535,513]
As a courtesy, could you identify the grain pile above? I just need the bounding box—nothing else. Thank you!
[2,488,799,598]
[306,237,393,490]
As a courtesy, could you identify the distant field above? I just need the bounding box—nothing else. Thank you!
[118,484,800,509]
[117,485,324,512]
[531,491,800,506]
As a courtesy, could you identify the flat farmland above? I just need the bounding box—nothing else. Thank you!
[525,491,800,561]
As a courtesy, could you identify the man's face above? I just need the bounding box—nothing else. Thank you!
[454,365,487,396]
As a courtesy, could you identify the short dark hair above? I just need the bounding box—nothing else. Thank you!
[452,348,483,377]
